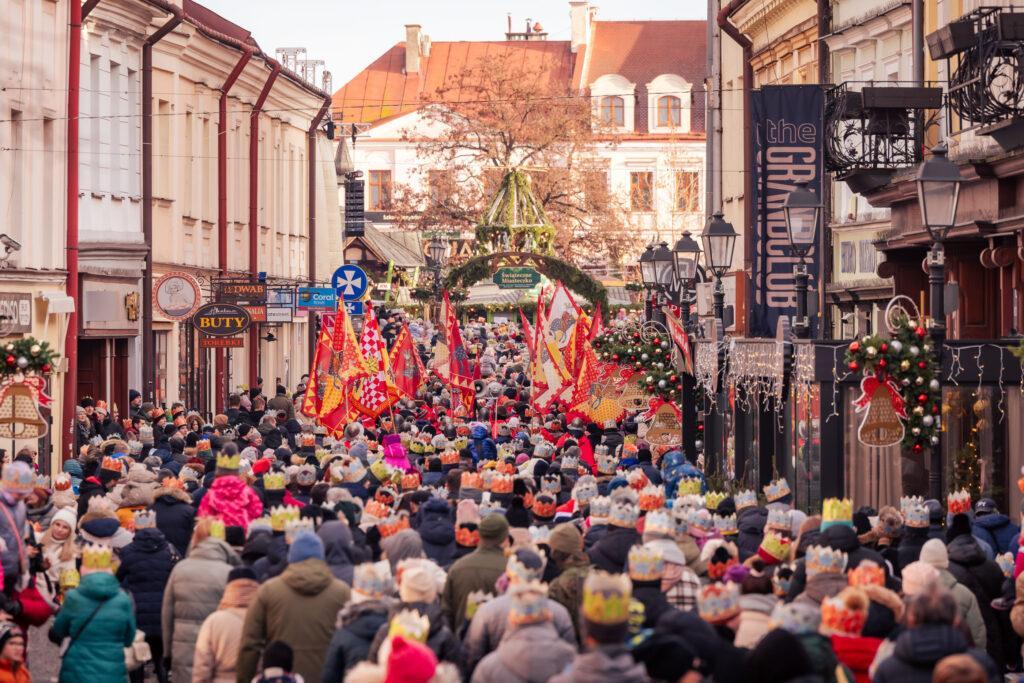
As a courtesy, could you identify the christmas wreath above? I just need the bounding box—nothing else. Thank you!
[592,331,686,404]
[843,315,940,452]
[1,338,59,376]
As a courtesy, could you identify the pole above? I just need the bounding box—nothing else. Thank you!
[928,241,946,499]
[912,0,924,87]
[795,259,809,339]
[713,277,725,323]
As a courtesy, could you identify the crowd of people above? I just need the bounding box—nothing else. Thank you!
[5,312,1024,682]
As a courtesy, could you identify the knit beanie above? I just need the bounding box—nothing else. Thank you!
[263,640,293,671]
[287,530,325,563]
[480,512,510,542]
[51,506,78,532]
[384,636,437,683]
[399,564,437,604]
[919,538,949,569]
[901,560,941,595]
[946,513,973,541]
[548,523,583,555]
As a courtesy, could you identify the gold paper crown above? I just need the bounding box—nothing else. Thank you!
[301,433,316,448]
[209,519,226,540]
[757,532,792,563]
[82,543,117,572]
[387,608,431,643]
[582,570,632,625]
[284,518,315,543]
[948,489,971,514]
[821,498,853,526]
[677,477,702,497]
[270,505,300,531]
[59,568,81,591]
[216,453,241,470]
[100,456,124,475]
[704,491,726,510]
[263,472,286,490]
[133,510,157,530]
[196,438,211,452]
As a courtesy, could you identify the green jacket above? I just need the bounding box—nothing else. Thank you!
[442,544,507,631]
[937,567,986,650]
[53,572,136,683]
[548,558,591,643]
[797,632,856,683]
[237,558,351,683]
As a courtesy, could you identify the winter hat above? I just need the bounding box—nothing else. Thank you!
[51,507,78,531]
[398,564,437,604]
[228,566,257,583]
[456,499,480,526]
[0,623,23,652]
[287,530,325,563]
[633,633,698,682]
[744,629,816,683]
[548,523,583,555]
[384,635,437,683]
[820,586,869,637]
[946,513,973,541]
[901,560,941,595]
[919,538,950,569]
[263,640,294,671]
[479,513,509,543]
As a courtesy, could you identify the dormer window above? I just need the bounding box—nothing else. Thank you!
[647,75,692,133]
[601,96,624,126]
[657,96,681,127]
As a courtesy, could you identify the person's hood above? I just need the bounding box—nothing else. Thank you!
[129,527,168,554]
[118,479,155,508]
[416,501,456,547]
[737,506,767,533]
[188,537,239,564]
[77,570,122,601]
[316,521,355,571]
[974,512,1011,530]
[558,645,647,682]
[281,558,337,596]
[349,441,369,463]
[340,599,392,636]
[739,593,778,615]
[947,534,987,566]
[154,487,193,504]
[242,530,272,564]
[80,517,121,539]
[389,601,448,638]
[496,624,570,679]
[892,623,966,667]
[820,524,860,552]
[830,634,883,671]
[209,474,251,498]
[470,424,490,440]
[802,572,849,603]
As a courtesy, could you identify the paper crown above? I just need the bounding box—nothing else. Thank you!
[53,473,72,491]
[677,477,702,497]
[534,441,555,458]
[161,476,185,491]
[772,566,793,597]
[82,543,117,572]
[461,471,484,490]
[353,561,393,599]
[644,509,676,538]
[770,602,821,635]
[209,519,226,540]
[638,484,666,512]
[376,486,398,506]
[593,444,609,457]
[560,456,578,472]
[848,560,885,587]
[573,476,598,505]
[676,494,705,511]
[948,489,971,515]
[757,532,792,565]
[248,517,273,535]
[59,568,81,591]
[479,500,502,518]
[596,454,619,476]
[439,448,460,466]
[387,608,431,643]
[179,468,199,483]
[805,545,848,574]
[672,505,690,534]
[100,456,124,475]
[507,549,546,584]
[378,514,412,539]
[532,494,557,519]
[764,478,791,502]
[87,495,114,513]
[582,571,632,625]
[529,525,552,546]
[465,590,493,620]
[628,545,665,582]
[766,508,792,532]
[821,589,868,637]
[196,438,212,453]
[608,501,639,528]
[491,473,514,494]
[301,433,316,448]
[31,474,50,491]
[734,489,757,510]
[340,458,367,483]
[589,496,612,521]
[133,510,157,530]
[540,474,561,494]
[400,472,420,491]
[269,505,300,532]
[456,525,480,547]
[452,436,469,450]
[363,500,390,520]
[900,495,925,516]
[714,513,738,536]
[508,583,551,626]
[295,465,317,487]
[686,508,714,534]
[216,453,240,471]
[496,460,516,475]
[626,468,648,491]
[904,504,930,528]
[128,440,143,455]
[998,552,1015,579]
[263,472,286,490]
[821,498,854,529]
[284,518,315,543]
[138,425,154,440]
[698,582,741,623]
[704,491,726,511]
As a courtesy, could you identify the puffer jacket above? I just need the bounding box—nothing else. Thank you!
[149,485,196,556]
[661,450,706,497]
[872,623,999,683]
[416,499,456,568]
[317,521,356,585]
[162,537,240,683]
[471,623,577,683]
[548,645,647,683]
[197,475,263,528]
[461,592,577,675]
[469,425,497,464]
[936,566,986,651]
[368,601,459,665]
[830,634,882,683]
[52,571,136,683]
[734,593,778,648]
[116,526,177,638]
[736,506,767,559]
[321,598,393,681]
[973,513,1020,555]
[897,525,930,571]
[947,533,1005,667]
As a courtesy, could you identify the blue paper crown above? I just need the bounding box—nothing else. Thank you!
[628,545,665,581]
[353,563,393,598]
[132,510,157,530]
[770,602,821,635]
[805,545,848,574]
[766,508,792,531]
[734,490,757,509]
[686,508,713,533]
[644,510,676,537]
[698,583,740,622]
[540,474,561,494]
[714,513,738,535]
[589,496,613,520]
[904,505,929,528]
[529,525,553,545]
[763,478,791,502]
[573,476,598,505]
[608,501,639,528]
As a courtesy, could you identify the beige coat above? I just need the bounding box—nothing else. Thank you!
[193,607,247,683]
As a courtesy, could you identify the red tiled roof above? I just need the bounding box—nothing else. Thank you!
[333,40,575,125]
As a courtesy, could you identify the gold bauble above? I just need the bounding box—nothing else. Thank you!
[29,344,40,357]
[900,360,911,371]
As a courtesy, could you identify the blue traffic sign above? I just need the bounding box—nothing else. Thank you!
[332,265,368,302]
[343,301,364,315]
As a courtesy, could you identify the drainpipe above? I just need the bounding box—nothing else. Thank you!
[307,96,331,364]
[141,3,183,406]
[912,0,924,86]
[817,0,831,337]
[248,59,281,386]
[717,0,753,335]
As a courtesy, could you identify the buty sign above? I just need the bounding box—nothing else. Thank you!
[192,303,252,337]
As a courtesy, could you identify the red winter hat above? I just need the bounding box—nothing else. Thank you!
[383,636,437,683]
[251,458,272,475]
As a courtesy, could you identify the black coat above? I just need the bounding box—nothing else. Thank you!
[587,526,641,573]
[736,506,767,560]
[947,534,1007,669]
[786,525,896,601]
[897,526,930,572]
[416,501,456,569]
[633,581,673,629]
[368,601,458,665]
[116,527,177,638]
[148,488,196,557]
[873,623,999,683]
[321,599,392,681]
[77,478,107,519]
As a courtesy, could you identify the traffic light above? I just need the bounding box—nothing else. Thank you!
[345,172,365,237]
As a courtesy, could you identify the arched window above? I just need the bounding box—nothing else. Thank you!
[658,96,682,127]
[601,96,624,126]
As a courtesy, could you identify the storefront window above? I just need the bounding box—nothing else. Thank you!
[788,384,822,511]
[943,386,1011,510]
[843,386,902,507]
[155,331,168,404]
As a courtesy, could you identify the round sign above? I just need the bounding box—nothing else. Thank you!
[332,265,368,301]
[154,272,201,321]
[192,303,252,337]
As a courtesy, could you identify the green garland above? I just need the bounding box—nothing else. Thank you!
[1011,338,1024,361]
[843,314,941,452]
[1,337,60,376]
[592,331,687,404]
[475,170,556,255]
[409,287,467,303]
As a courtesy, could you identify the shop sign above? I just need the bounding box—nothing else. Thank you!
[153,272,201,321]
[266,307,293,323]
[297,287,336,310]
[199,336,244,349]
[242,305,267,323]
[215,281,267,303]
[0,293,32,334]
[192,303,251,337]
[268,288,295,308]
[493,267,541,290]
[125,292,140,322]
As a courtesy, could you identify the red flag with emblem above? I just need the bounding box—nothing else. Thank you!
[442,291,474,412]
[388,324,428,400]
[352,306,400,418]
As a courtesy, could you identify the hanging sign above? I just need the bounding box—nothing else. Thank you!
[215,282,267,303]
[199,336,244,349]
[153,272,201,321]
[854,370,906,447]
[297,287,336,310]
[493,267,541,290]
[192,303,252,337]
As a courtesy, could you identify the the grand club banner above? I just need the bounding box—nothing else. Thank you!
[750,84,825,338]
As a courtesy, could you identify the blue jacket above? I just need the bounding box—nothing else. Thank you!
[470,425,497,464]
[52,572,136,683]
[148,486,196,557]
[416,498,456,569]
[661,450,707,497]
[973,513,1020,555]
[116,527,177,638]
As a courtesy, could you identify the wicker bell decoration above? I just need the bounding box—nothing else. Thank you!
[0,381,48,439]
[858,383,904,447]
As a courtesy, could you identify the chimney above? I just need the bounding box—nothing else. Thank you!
[422,35,431,56]
[405,24,422,74]
[569,2,592,53]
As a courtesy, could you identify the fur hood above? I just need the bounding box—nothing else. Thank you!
[862,583,904,622]
[153,486,192,504]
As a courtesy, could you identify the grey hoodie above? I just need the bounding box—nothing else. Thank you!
[471,623,578,683]
[549,645,648,683]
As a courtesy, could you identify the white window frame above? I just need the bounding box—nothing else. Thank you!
[647,74,692,133]
[590,74,636,133]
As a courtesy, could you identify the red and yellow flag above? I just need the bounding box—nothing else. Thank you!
[352,306,401,418]
[389,324,428,400]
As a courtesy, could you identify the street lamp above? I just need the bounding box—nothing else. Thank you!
[426,236,449,322]
[915,141,963,501]
[701,212,737,323]
[784,179,821,338]
[672,231,701,329]
[641,241,674,324]
[639,242,657,322]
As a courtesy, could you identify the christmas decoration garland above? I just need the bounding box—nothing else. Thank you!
[844,315,941,452]
[2,337,59,376]
[592,331,687,404]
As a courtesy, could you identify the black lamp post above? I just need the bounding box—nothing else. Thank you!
[784,179,821,339]
[701,212,738,323]
[426,236,449,323]
[639,242,657,322]
[672,231,701,331]
[915,141,963,500]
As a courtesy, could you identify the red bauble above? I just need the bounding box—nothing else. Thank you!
[4,356,13,367]
[932,406,940,414]
[918,361,926,369]
[880,343,888,352]
[915,327,926,338]
[848,361,859,371]
[849,341,860,352]
[595,342,601,348]
[676,384,683,391]
[41,365,50,372]
[653,338,661,346]
[633,333,640,340]
[670,375,678,383]
[697,424,705,432]
[913,444,923,453]
[630,355,636,361]
[878,359,887,369]
[918,394,928,404]
[611,354,619,362]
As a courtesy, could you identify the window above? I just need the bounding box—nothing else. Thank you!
[658,96,682,127]
[840,241,856,273]
[630,172,654,212]
[369,170,391,210]
[428,170,448,208]
[675,171,700,212]
[601,96,624,126]
[584,171,608,210]
[858,240,875,273]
